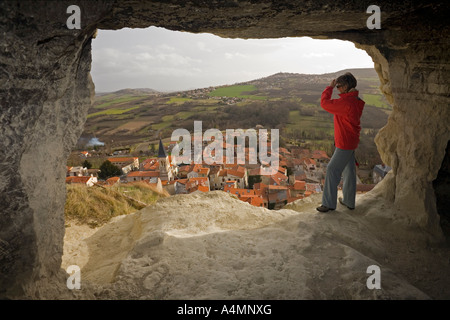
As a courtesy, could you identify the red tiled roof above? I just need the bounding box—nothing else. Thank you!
[176,179,188,185]
[218,169,227,177]
[236,166,246,173]
[127,171,160,177]
[189,177,209,185]
[271,171,288,183]
[224,187,257,196]
[268,185,288,190]
[253,182,269,192]
[248,168,261,176]
[106,177,120,185]
[227,169,245,178]
[311,150,330,160]
[292,181,306,190]
[141,158,157,164]
[179,165,192,172]
[250,197,265,207]
[197,185,210,192]
[65,176,92,184]
[278,167,287,175]
[142,160,159,171]
[304,158,316,165]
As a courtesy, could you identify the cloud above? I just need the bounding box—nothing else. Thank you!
[197,41,213,52]
[91,27,373,92]
[302,52,335,58]
[224,52,248,60]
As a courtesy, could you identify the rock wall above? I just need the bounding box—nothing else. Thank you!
[0,0,111,297]
[0,0,449,298]
[371,43,450,233]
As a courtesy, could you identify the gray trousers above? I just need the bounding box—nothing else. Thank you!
[322,147,356,209]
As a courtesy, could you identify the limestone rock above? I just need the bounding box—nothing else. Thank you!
[60,192,450,300]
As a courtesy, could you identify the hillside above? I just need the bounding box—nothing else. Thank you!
[79,68,390,167]
[65,182,167,228]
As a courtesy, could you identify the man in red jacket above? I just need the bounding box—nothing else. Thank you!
[316,72,365,212]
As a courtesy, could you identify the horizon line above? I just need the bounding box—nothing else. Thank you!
[94,67,376,95]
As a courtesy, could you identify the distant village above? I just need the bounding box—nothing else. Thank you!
[67,138,391,210]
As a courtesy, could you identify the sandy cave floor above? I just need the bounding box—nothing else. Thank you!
[61,189,450,300]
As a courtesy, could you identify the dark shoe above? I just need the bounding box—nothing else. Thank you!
[316,205,335,213]
[338,197,354,210]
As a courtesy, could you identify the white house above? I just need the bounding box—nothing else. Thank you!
[65,175,98,187]
[212,166,247,190]
[126,171,160,183]
[108,157,139,174]
[67,166,88,177]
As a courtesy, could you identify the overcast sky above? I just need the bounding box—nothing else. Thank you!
[91,27,374,93]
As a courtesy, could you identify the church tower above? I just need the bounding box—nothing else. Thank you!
[158,137,168,181]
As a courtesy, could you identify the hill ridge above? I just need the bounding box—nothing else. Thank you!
[96,68,378,95]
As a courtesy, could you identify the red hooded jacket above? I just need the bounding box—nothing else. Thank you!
[320,86,365,150]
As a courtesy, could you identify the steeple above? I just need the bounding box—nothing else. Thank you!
[158,135,168,181]
[158,137,167,158]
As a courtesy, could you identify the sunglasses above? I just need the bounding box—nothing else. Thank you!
[336,84,343,88]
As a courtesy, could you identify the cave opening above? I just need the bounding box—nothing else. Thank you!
[63,26,390,236]
[433,140,450,238]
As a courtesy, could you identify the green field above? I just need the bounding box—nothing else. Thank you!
[162,111,195,122]
[177,111,195,119]
[94,95,145,109]
[363,94,391,109]
[209,85,268,100]
[166,97,193,104]
[193,105,219,112]
[87,106,140,119]
[151,121,173,130]
[359,77,379,82]
[286,110,334,135]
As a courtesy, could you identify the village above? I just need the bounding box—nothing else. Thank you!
[66,134,390,210]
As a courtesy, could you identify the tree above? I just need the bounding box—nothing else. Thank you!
[283,166,293,177]
[82,160,92,169]
[248,175,262,189]
[150,143,156,155]
[98,160,122,180]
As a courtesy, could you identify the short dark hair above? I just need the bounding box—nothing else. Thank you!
[336,72,357,90]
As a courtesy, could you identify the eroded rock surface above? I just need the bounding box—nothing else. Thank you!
[61,192,450,300]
